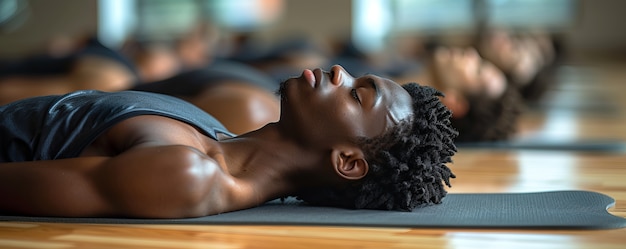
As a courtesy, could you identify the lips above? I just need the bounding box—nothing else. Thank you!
[302,69,316,87]
[302,68,331,88]
[312,68,323,87]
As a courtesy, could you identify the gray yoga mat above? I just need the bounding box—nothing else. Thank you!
[456,140,626,153]
[1,191,625,230]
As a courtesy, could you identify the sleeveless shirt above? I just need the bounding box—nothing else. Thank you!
[0,90,233,162]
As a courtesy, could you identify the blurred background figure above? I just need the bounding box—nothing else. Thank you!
[392,45,523,142]
[475,28,561,103]
[0,36,139,105]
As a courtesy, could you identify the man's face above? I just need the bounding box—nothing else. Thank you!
[434,47,506,99]
[277,65,413,146]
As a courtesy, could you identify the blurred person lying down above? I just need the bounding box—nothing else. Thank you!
[476,28,560,102]
[394,46,524,142]
[0,65,457,218]
[0,38,138,106]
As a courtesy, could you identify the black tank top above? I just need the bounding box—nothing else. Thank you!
[0,90,234,162]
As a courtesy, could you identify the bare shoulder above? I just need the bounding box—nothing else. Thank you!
[85,115,237,217]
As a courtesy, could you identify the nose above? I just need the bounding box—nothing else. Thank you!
[330,65,351,86]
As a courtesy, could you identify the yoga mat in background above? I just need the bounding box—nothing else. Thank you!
[456,140,626,153]
[1,191,625,230]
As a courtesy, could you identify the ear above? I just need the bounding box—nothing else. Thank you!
[331,146,369,180]
[441,90,469,118]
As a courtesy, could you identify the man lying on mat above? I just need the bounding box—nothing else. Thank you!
[0,65,457,218]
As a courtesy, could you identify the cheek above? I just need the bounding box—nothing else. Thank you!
[335,101,361,123]
[331,101,367,136]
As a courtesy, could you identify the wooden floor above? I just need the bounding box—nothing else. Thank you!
[1,61,625,249]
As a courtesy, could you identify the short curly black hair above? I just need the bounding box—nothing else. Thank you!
[295,83,458,211]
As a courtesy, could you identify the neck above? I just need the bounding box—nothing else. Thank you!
[217,122,327,203]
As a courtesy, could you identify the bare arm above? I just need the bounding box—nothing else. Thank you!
[0,145,228,218]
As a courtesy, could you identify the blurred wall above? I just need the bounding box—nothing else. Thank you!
[0,0,98,58]
[255,0,352,43]
[566,0,626,59]
[0,0,625,61]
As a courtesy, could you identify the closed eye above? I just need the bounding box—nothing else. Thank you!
[351,88,361,104]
